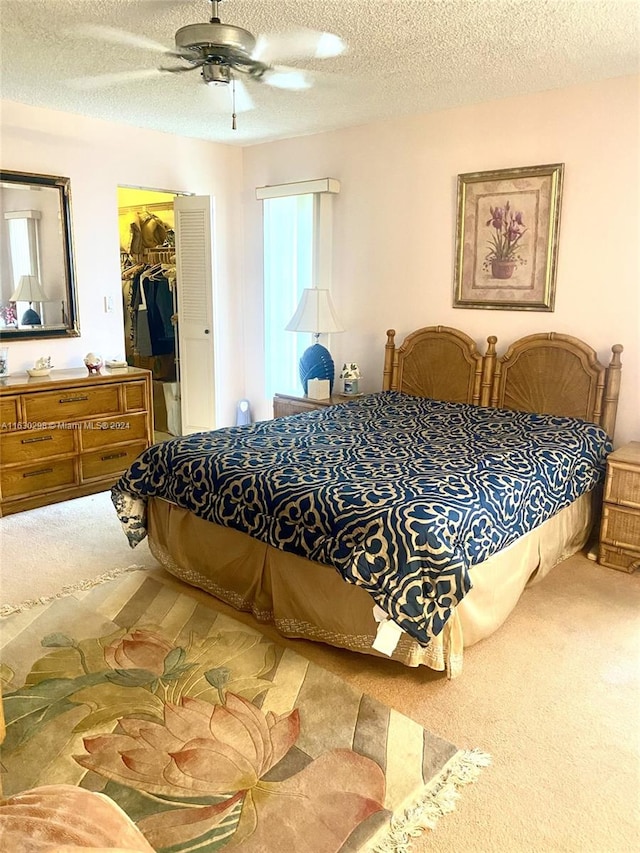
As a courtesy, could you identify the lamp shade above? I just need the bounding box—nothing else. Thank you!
[340,362,361,379]
[285,288,344,335]
[10,275,47,303]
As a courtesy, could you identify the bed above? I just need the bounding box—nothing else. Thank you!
[112,326,623,676]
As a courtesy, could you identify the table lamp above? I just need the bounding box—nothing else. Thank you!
[286,288,344,394]
[10,275,47,325]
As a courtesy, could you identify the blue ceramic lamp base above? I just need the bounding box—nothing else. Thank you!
[21,307,41,325]
[299,343,335,395]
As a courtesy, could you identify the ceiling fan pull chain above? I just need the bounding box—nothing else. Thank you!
[232,76,237,130]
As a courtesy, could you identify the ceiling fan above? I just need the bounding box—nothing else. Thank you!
[69,0,346,128]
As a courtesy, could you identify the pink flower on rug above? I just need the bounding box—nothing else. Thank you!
[74,693,386,852]
[76,693,300,796]
[103,628,175,676]
[141,748,386,853]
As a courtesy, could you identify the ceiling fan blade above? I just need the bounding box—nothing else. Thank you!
[262,66,313,91]
[252,30,346,64]
[66,68,168,91]
[67,24,176,56]
[232,78,255,112]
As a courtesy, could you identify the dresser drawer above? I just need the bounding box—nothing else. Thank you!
[124,381,148,412]
[1,397,19,430]
[81,412,149,451]
[600,504,640,551]
[1,458,77,499]
[598,544,640,574]
[81,441,147,481]
[604,462,640,510]
[24,385,120,423]
[0,427,76,466]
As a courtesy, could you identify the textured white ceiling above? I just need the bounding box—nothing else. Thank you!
[1,0,638,146]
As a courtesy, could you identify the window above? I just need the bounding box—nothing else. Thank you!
[257,179,340,398]
[263,193,313,396]
[5,209,41,286]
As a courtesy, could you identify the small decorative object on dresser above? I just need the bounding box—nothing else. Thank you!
[83,352,103,374]
[599,441,640,573]
[27,356,53,377]
[0,347,8,378]
[105,358,129,374]
[0,367,153,516]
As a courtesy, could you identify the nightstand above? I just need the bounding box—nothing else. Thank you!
[273,392,352,418]
[599,441,640,573]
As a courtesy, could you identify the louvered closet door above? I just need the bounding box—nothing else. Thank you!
[174,195,216,434]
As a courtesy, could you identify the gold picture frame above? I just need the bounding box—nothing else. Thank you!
[453,163,564,311]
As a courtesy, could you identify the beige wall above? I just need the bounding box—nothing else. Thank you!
[2,76,638,442]
[0,100,245,426]
[242,75,639,446]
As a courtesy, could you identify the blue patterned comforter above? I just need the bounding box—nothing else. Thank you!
[112,392,611,646]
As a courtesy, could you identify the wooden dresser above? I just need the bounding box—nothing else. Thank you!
[0,367,153,516]
[599,441,640,573]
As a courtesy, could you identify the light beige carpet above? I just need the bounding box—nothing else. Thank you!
[0,491,159,605]
[2,492,640,852]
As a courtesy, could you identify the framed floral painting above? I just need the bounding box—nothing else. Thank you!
[453,163,564,311]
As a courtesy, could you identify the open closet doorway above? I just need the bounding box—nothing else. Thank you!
[118,186,182,442]
[118,186,217,439]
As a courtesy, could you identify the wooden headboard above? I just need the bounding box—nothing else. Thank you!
[383,327,623,438]
[383,325,497,406]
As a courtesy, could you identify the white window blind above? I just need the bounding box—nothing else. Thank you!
[259,178,340,399]
[263,193,313,397]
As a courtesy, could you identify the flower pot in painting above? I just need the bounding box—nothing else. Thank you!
[491,258,517,279]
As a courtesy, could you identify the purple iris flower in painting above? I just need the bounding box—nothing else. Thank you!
[485,202,527,263]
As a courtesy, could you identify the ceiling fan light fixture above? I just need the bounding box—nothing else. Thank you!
[202,63,231,85]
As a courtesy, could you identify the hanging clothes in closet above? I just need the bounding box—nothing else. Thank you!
[121,256,178,382]
[118,196,182,437]
[141,264,175,356]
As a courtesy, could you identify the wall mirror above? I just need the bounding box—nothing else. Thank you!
[0,170,80,340]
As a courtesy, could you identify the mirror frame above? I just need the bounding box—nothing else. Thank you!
[0,169,80,341]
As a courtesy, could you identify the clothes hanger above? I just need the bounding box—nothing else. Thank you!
[122,262,145,279]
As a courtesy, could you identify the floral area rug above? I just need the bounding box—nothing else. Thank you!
[0,568,489,852]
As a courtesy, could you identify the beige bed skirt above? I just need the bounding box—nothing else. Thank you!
[147,491,595,676]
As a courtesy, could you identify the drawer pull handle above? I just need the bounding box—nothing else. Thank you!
[101,451,127,461]
[59,395,89,403]
[23,467,53,478]
[21,435,54,444]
